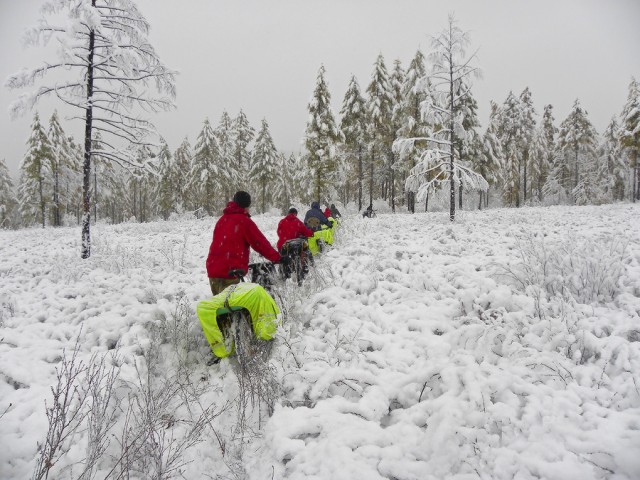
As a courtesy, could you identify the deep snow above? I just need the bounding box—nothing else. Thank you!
[1,203,639,479]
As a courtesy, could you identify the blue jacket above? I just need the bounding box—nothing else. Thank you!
[304,202,332,231]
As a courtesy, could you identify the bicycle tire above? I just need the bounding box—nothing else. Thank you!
[232,309,254,371]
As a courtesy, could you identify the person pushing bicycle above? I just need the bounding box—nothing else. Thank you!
[206,190,283,295]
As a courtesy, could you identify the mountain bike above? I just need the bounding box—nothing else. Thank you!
[210,263,277,369]
[280,237,314,285]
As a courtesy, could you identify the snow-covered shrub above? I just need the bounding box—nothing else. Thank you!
[507,233,627,305]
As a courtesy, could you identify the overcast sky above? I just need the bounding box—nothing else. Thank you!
[1,0,639,178]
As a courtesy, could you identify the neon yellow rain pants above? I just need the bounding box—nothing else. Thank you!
[197,282,280,358]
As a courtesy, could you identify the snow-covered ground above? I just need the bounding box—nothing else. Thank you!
[1,203,639,479]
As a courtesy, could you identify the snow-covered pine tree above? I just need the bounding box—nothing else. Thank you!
[387,59,405,212]
[599,117,627,202]
[18,112,51,227]
[65,136,84,224]
[339,75,367,210]
[173,137,193,211]
[619,77,640,201]
[519,87,537,203]
[233,110,255,190]
[90,131,112,222]
[189,118,221,216]
[6,0,176,257]
[395,16,486,221]
[156,139,175,220]
[475,102,504,209]
[537,104,557,201]
[397,49,430,213]
[527,126,548,203]
[47,111,72,226]
[455,80,482,209]
[215,111,237,202]
[365,54,394,208]
[497,92,523,207]
[0,159,18,228]
[272,153,292,212]
[288,153,309,204]
[250,119,279,213]
[547,99,599,205]
[304,65,341,201]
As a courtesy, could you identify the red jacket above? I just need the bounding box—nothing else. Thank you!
[206,202,281,279]
[323,208,332,218]
[277,213,314,250]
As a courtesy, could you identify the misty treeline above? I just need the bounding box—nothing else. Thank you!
[2,18,639,230]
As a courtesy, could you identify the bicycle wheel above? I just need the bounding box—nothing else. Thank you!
[232,309,254,371]
[218,315,234,356]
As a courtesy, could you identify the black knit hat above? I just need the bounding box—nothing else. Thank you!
[233,191,251,208]
[288,207,298,215]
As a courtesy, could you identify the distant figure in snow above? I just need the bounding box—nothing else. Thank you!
[362,204,375,218]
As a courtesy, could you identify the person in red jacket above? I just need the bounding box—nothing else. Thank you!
[206,191,282,295]
[277,207,314,251]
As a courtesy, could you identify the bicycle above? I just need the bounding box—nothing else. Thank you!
[209,263,278,368]
[279,237,314,285]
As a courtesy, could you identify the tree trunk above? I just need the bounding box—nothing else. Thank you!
[478,191,482,210]
[358,145,363,211]
[449,63,455,222]
[458,176,463,209]
[390,151,396,213]
[53,164,60,226]
[369,146,374,208]
[39,173,45,228]
[523,156,528,204]
[81,15,95,258]
[425,190,429,212]
[93,163,97,223]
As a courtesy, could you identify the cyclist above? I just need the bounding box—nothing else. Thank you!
[206,190,282,295]
[304,201,332,231]
[277,207,314,251]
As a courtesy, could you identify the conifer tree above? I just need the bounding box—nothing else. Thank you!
[18,112,51,227]
[189,118,221,215]
[233,110,255,189]
[519,87,537,203]
[546,99,598,205]
[339,75,367,210]
[272,153,292,212]
[304,65,341,200]
[527,126,548,203]
[619,77,640,201]
[455,80,482,209]
[47,111,71,226]
[397,50,430,213]
[497,92,523,206]
[250,119,279,213]
[156,139,175,219]
[388,59,405,212]
[173,137,193,211]
[65,137,84,224]
[91,131,111,222]
[599,117,627,202]
[216,111,237,201]
[476,101,504,209]
[0,159,18,228]
[537,104,557,200]
[365,54,394,207]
